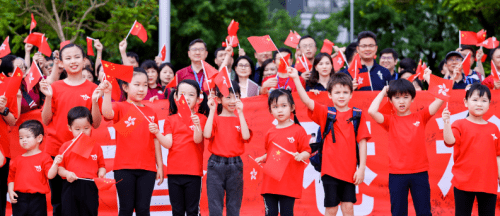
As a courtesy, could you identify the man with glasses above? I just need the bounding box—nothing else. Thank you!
[443,51,480,89]
[457,45,485,82]
[176,39,210,93]
[252,51,273,84]
[379,48,399,80]
[297,35,317,80]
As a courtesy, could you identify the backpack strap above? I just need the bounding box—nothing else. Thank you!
[351,107,362,137]
[325,107,337,143]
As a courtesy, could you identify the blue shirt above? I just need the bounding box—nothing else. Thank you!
[448,72,480,89]
[339,61,392,91]
[306,83,327,91]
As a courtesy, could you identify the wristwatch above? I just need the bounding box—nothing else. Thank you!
[1,107,9,116]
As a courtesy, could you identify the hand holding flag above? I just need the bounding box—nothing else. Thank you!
[24,61,43,93]
[126,20,148,43]
[94,178,118,190]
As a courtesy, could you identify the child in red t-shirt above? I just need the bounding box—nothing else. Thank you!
[57,106,106,216]
[203,82,251,215]
[8,120,62,216]
[260,58,306,95]
[101,68,166,215]
[368,70,444,216]
[254,89,311,216]
[442,84,500,215]
[162,79,209,216]
[38,44,104,215]
[290,68,371,216]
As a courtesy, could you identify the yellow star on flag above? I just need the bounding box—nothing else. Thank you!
[104,63,109,68]
[276,150,281,155]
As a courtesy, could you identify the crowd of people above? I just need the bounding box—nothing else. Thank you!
[0,29,498,216]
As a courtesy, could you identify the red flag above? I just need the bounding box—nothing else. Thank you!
[160,44,167,61]
[277,53,290,74]
[332,55,344,71]
[130,21,148,43]
[320,39,334,55]
[460,31,478,45]
[39,35,52,57]
[415,59,423,79]
[177,95,193,126]
[86,37,94,56]
[263,144,292,181]
[113,106,144,137]
[59,40,71,50]
[101,60,134,83]
[379,99,394,115]
[24,61,42,93]
[93,178,116,190]
[348,53,362,78]
[284,31,300,48]
[477,29,487,44]
[227,20,239,36]
[4,68,23,119]
[71,133,96,159]
[213,67,232,97]
[247,35,277,53]
[407,73,419,82]
[356,72,371,89]
[0,37,10,58]
[294,57,312,73]
[106,74,122,102]
[226,35,239,47]
[462,52,471,76]
[0,73,6,81]
[481,54,487,63]
[202,60,219,79]
[24,32,43,47]
[30,13,37,32]
[428,74,454,101]
[491,61,499,82]
[164,74,177,90]
[418,62,428,80]
[477,37,499,49]
[203,76,216,91]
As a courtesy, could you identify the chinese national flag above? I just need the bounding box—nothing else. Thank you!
[491,61,499,82]
[113,106,144,137]
[164,74,177,90]
[86,37,94,56]
[160,44,166,61]
[462,52,471,76]
[284,31,300,48]
[94,178,116,190]
[30,13,37,32]
[24,32,43,47]
[477,37,499,49]
[4,68,23,118]
[295,57,312,73]
[428,74,454,101]
[481,54,487,63]
[39,35,52,57]
[356,72,371,89]
[348,54,362,78]
[415,59,424,80]
[227,20,239,36]
[263,144,292,181]
[202,60,219,79]
[0,37,10,58]
[101,60,134,83]
[214,67,232,97]
[247,35,277,53]
[60,40,71,50]
[106,74,122,102]
[277,53,290,74]
[226,35,239,47]
[320,39,334,55]
[71,133,96,159]
[24,61,42,93]
[177,95,193,126]
[130,21,148,43]
[477,29,487,44]
[332,55,345,71]
[460,31,478,45]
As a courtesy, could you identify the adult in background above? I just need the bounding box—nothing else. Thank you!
[306,53,335,92]
[233,56,259,98]
[176,39,211,94]
[457,45,485,81]
[252,51,273,84]
[443,51,480,89]
[296,35,317,80]
[379,48,399,80]
[481,47,500,90]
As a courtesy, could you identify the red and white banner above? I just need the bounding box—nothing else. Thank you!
[6,90,500,215]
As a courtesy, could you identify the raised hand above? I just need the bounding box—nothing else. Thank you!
[39,79,53,97]
[287,67,299,79]
[442,107,451,125]
[94,39,103,52]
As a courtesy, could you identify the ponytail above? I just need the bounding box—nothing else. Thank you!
[292,109,301,126]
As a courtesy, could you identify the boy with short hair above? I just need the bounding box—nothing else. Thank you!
[289,67,371,216]
[368,71,444,216]
[8,120,62,216]
[58,106,106,216]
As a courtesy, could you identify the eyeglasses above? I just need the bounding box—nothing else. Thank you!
[300,44,315,49]
[358,44,376,49]
[189,48,206,52]
[447,57,462,63]
[237,64,250,68]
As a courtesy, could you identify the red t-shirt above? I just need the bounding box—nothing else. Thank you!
[308,102,371,183]
[163,113,207,176]
[111,102,158,172]
[445,119,500,194]
[58,140,105,179]
[176,66,210,94]
[207,115,251,157]
[44,80,101,156]
[262,76,306,92]
[0,118,10,158]
[8,152,53,194]
[260,124,311,198]
[381,108,432,174]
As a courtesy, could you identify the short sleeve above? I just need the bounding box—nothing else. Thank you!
[297,127,311,153]
[356,113,372,142]
[43,155,54,178]
[110,102,122,123]
[97,146,106,168]
[7,159,15,183]
[420,107,432,125]
[242,128,253,144]
[307,101,328,127]
[380,114,391,131]
[264,130,270,151]
[445,121,461,147]
[163,116,173,135]
[209,116,219,140]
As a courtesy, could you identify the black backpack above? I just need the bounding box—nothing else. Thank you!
[309,107,363,172]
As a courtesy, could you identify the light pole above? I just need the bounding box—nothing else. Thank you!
[350,0,354,42]
[159,0,170,62]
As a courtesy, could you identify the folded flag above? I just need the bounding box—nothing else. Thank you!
[284,30,300,48]
[348,53,362,78]
[491,60,499,82]
[295,55,312,73]
[30,13,37,32]
[460,31,478,45]
[477,37,499,49]
[213,67,231,97]
[248,35,277,53]
[105,74,122,102]
[277,53,290,74]
[202,60,219,79]
[4,68,23,118]
[129,20,148,43]
[462,52,471,76]
[0,37,10,58]
[428,74,454,101]
[263,144,292,181]
[93,178,117,190]
[228,20,239,36]
[86,37,95,56]
[320,39,334,55]
[39,35,52,57]
[24,32,43,47]
[160,44,167,61]
[71,133,96,159]
[113,106,145,137]
[25,61,43,93]
[177,94,193,126]
[226,35,239,47]
[481,54,487,63]
[477,29,487,44]
[101,60,134,83]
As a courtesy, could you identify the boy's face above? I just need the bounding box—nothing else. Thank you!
[389,93,414,114]
[328,84,352,109]
[68,118,92,138]
[464,91,490,117]
[18,128,42,151]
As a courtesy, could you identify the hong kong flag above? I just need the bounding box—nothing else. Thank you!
[284,30,300,48]
[320,39,334,55]
[263,144,292,181]
[332,55,344,71]
[159,44,167,61]
[356,72,371,89]
[213,67,232,97]
[30,13,37,32]
[348,54,362,78]
[24,32,43,47]
[129,20,148,43]
[113,106,144,137]
[247,35,277,53]
[477,37,499,49]
[39,35,52,57]
[24,61,43,93]
[0,37,10,58]
[428,74,454,101]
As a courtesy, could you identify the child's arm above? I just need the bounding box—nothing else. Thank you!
[254,154,267,165]
[259,78,278,95]
[287,67,314,111]
[91,85,104,128]
[203,96,216,139]
[7,182,17,204]
[119,40,131,66]
[191,115,203,144]
[39,79,53,125]
[218,46,233,71]
[0,95,19,126]
[150,123,170,148]
[154,139,164,186]
[57,166,77,183]
[354,138,367,185]
[442,107,455,145]
[94,39,103,73]
[100,80,114,120]
[97,168,106,178]
[25,43,32,68]
[293,151,311,162]
[48,155,63,180]
[368,85,388,124]
[237,100,251,140]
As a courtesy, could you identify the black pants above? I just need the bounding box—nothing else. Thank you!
[0,158,9,216]
[168,174,202,216]
[114,169,156,216]
[11,192,47,216]
[48,156,62,216]
[454,187,497,216]
[262,194,295,216]
[389,171,431,216]
[61,180,99,216]
[206,155,243,216]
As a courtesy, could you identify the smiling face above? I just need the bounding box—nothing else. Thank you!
[123,73,149,102]
[188,42,208,63]
[60,46,84,75]
[18,128,42,151]
[217,92,240,112]
[68,118,92,138]
[82,69,93,82]
[235,59,252,78]
[357,37,377,60]
[390,93,413,115]
[328,84,352,109]
[270,95,293,123]
[380,53,397,72]
[263,62,278,78]
[159,65,174,86]
[43,60,54,76]
[315,56,333,77]
[465,90,490,117]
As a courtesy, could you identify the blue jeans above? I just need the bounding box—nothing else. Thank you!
[389,171,432,216]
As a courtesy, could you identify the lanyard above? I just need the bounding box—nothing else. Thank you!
[277,77,290,89]
[191,66,204,89]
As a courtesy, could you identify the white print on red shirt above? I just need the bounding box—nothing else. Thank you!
[493,134,498,140]
[91,154,97,160]
[235,126,241,132]
[80,94,90,101]
[287,137,295,143]
[189,125,195,131]
[34,165,41,172]
[250,168,257,180]
[413,121,420,127]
